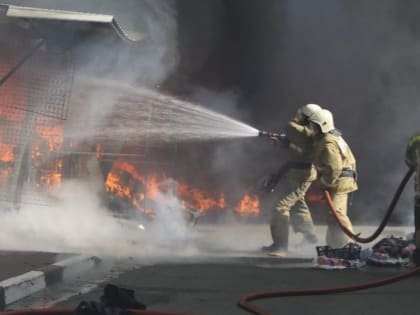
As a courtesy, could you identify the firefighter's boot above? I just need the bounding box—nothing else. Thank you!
[263,212,289,257]
[261,223,287,253]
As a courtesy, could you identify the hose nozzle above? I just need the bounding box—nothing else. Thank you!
[259,130,289,147]
[258,130,279,138]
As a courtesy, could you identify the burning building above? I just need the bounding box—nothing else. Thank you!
[0,3,266,223]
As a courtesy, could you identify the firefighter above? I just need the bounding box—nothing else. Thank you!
[405,132,420,265]
[307,109,357,248]
[262,104,321,257]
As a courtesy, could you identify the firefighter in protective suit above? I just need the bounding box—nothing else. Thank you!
[262,104,321,257]
[405,132,420,265]
[308,109,358,248]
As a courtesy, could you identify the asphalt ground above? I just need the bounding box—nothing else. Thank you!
[54,257,420,315]
[0,251,60,281]
[51,224,417,315]
[3,224,418,315]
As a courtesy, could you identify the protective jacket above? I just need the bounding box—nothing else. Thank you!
[284,119,317,181]
[406,132,420,169]
[406,132,420,195]
[313,131,358,193]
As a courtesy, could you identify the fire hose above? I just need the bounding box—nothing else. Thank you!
[0,308,197,315]
[324,169,414,243]
[238,169,417,315]
[238,265,420,315]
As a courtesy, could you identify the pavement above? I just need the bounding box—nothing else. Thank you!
[0,224,417,314]
[0,252,60,281]
[53,256,420,315]
[0,252,99,310]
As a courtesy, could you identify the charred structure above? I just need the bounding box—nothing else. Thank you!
[0,1,419,225]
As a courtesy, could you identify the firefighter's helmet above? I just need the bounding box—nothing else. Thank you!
[300,103,322,118]
[308,109,335,133]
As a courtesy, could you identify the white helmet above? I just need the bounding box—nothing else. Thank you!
[308,109,335,133]
[300,103,322,118]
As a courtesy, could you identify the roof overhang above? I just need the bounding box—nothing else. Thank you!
[0,4,146,43]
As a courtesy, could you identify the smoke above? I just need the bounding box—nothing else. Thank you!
[0,178,285,259]
[5,0,179,86]
[4,0,419,227]
[186,87,273,205]
[0,179,196,256]
[175,0,420,224]
[260,0,420,223]
[70,0,179,86]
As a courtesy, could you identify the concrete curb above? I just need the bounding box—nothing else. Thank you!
[0,255,100,310]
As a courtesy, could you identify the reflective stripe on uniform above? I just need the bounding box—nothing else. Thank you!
[337,136,349,155]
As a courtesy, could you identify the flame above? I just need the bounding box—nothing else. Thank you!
[35,124,64,151]
[105,159,155,217]
[106,159,230,216]
[30,123,64,190]
[106,171,132,199]
[0,142,14,162]
[0,107,26,121]
[109,160,144,182]
[0,50,26,187]
[146,174,161,199]
[0,49,65,193]
[177,182,225,212]
[235,194,260,216]
[105,158,264,217]
[36,165,63,189]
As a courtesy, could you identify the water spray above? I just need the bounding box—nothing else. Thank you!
[68,78,261,143]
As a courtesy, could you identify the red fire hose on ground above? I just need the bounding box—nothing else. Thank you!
[238,265,420,315]
[324,169,414,243]
[0,309,198,315]
[238,169,417,315]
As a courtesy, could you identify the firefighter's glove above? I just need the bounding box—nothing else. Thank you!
[267,133,289,148]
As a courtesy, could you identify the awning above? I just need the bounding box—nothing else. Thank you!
[0,4,146,43]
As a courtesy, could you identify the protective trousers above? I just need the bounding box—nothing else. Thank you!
[325,192,353,248]
[415,167,420,250]
[271,178,316,251]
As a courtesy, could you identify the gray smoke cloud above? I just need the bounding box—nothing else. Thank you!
[263,0,419,223]
[187,87,269,202]
[5,0,178,86]
[4,0,419,228]
[176,0,420,225]
[0,178,280,258]
[0,178,196,255]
